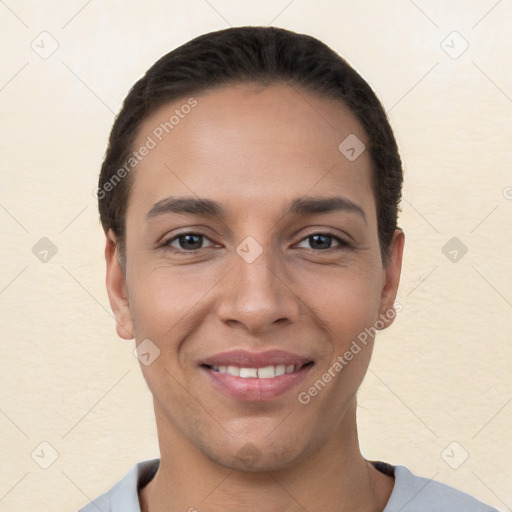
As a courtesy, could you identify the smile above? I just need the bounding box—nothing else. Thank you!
[199,349,315,401]
[207,364,303,378]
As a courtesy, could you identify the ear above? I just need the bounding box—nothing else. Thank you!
[105,229,134,340]
[377,228,405,329]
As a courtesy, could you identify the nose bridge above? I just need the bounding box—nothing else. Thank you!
[216,238,300,332]
[237,246,280,300]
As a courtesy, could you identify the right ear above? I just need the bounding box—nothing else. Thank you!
[105,229,134,340]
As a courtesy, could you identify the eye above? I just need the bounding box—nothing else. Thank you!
[296,233,349,250]
[163,233,217,252]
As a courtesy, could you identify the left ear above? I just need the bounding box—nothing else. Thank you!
[377,228,405,328]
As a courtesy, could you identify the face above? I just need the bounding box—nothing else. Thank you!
[106,82,404,471]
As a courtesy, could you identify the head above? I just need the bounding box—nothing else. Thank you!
[101,26,405,471]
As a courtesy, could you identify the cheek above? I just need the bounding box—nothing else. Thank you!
[302,265,381,338]
[301,266,381,396]
[330,286,379,343]
[127,265,213,406]
[127,261,216,338]
[300,276,379,417]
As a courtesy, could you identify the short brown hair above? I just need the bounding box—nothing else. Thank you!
[98,26,403,266]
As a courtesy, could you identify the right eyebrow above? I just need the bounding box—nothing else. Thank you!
[146,197,226,220]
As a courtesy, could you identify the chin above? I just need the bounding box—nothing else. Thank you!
[207,438,309,473]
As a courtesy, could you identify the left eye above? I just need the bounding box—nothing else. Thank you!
[296,233,346,250]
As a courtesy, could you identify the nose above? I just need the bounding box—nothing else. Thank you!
[216,246,301,334]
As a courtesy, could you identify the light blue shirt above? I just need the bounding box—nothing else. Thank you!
[78,459,499,511]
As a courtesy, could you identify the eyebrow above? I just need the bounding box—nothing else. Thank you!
[146,195,367,224]
[147,197,224,219]
[289,196,367,224]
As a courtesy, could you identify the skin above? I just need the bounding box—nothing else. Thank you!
[105,82,405,512]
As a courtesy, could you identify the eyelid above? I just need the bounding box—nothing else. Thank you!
[161,231,219,252]
[294,231,350,250]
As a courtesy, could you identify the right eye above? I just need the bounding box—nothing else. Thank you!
[162,233,217,253]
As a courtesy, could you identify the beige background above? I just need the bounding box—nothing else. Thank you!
[1,0,511,510]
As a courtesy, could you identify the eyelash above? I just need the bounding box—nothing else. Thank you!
[160,231,351,254]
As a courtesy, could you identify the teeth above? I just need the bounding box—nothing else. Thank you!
[226,365,239,376]
[240,367,258,378]
[210,364,299,378]
[257,365,276,378]
[275,364,286,376]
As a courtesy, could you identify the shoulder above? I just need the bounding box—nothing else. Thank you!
[77,459,160,512]
[382,463,499,512]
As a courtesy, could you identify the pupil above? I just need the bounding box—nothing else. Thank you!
[180,234,202,250]
[310,234,331,249]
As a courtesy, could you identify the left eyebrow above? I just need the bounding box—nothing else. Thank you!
[288,196,367,225]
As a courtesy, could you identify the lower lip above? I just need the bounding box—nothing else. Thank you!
[201,364,313,402]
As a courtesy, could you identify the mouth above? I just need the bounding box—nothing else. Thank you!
[198,350,315,401]
[201,361,314,378]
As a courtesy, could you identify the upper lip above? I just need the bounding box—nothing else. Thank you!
[200,349,313,369]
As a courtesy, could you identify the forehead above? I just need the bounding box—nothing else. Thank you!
[128,82,375,223]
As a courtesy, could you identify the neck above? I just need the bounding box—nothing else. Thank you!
[140,400,394,512]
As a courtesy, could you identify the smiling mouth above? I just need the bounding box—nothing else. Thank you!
[199,349,315,401]
[202,361,314,379]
